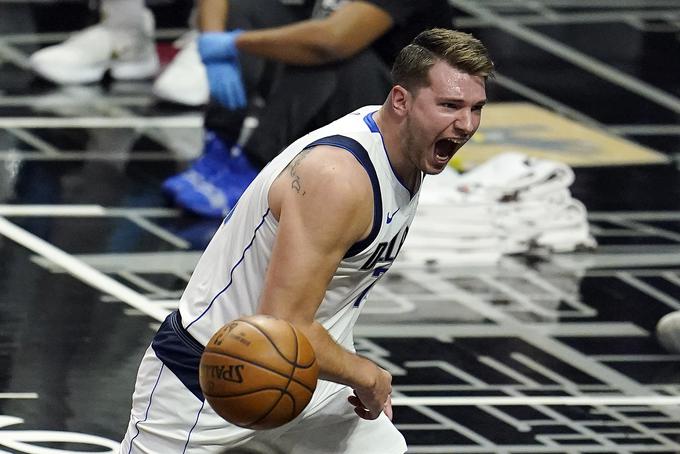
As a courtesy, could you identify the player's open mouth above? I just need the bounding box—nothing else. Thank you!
[434,138,463,163]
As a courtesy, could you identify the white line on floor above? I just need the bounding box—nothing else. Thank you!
[0,393,38,399]
[0,116,203,128]
[0,216,169,321]
[0,205,181,217]
[391,395,680,406]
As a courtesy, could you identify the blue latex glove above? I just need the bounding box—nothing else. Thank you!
[198,30,243,63]
[205,60,247,110]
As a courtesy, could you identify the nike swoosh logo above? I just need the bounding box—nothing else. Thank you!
[386,208,400,224]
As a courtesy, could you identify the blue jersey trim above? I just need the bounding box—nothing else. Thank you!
[363,112,416,199]
[152,311,205,401]
[363,111,380,132]
[127,362,165,454]
[186,208,271,330]
[183,399,206,453]
[304,135,382,258]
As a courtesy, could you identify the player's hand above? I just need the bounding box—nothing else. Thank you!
[198,31,243,63]
[205,60,246,110]
[348,366,393,420]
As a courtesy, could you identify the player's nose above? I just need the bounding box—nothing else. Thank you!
[452,107,474,136]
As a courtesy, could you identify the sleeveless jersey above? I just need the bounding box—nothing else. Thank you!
[178,105,422,351]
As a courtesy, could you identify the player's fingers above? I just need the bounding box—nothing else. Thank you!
[365,408,381,420]
[384,395,393,420]
[354,406,380,420]
[348,394,377,420]
[347,395,363,407]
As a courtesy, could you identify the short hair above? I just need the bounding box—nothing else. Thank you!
[391,28,495,92]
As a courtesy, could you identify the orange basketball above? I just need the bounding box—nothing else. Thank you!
[199,315,319,430]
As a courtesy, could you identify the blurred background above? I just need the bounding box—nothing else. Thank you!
[1,1,680,453]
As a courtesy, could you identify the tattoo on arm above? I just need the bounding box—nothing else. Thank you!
[289,150,310,196]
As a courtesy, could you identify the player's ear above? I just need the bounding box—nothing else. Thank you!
[391,85,409,117]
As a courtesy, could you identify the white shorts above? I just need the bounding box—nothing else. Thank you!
[119,346,407,454]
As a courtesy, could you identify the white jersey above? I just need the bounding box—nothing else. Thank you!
[120,106,413,453]
[179,105,422,350]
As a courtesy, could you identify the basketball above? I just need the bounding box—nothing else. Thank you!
[656,311,680,354]
[199,315,319,430]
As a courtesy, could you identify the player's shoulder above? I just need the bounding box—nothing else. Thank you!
[270,144,373,231]
[296,145,372,197]
[275,105,382,197]
[305,107,383,153]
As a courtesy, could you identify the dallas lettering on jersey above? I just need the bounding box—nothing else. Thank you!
[360,226,409,270]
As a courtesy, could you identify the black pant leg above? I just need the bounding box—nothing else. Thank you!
[244,64,339,168]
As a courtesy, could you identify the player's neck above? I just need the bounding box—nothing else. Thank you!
[373,108,420,192]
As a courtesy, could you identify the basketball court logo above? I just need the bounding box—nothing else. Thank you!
[454,102,668,169]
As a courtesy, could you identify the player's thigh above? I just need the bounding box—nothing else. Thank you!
[120,347,254,454]
[312,412,407,454]
[274,388,407,454]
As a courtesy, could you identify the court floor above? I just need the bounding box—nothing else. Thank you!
[1,0,680,453]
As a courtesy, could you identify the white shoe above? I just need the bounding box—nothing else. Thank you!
[30,9,159,85]
[109,9,160,81]
[152,32,209,106]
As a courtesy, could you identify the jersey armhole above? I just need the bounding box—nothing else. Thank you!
[303,135,382,258]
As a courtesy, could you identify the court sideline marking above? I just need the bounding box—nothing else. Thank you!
[0,394,37,399]
[2,214,680,410]
[0,216,169,321]
[391,395,680,406]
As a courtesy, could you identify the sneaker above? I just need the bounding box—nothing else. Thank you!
[30,8,159,85]
[162,131,232,200]
[172,170,234,218]
[227,149,260,181]
[109,9,160,81]
[174,149,259,218]
[152,32,209,106]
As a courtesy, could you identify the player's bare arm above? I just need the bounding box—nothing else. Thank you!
[235,2,394,65]
[261,145,393,420]
[287,148,310,195]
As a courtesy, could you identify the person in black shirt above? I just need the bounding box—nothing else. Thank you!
[163,0,454,218]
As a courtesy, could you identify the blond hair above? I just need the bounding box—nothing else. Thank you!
[392,28,495,91]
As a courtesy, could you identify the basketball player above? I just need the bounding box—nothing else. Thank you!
[120,28,494,453]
